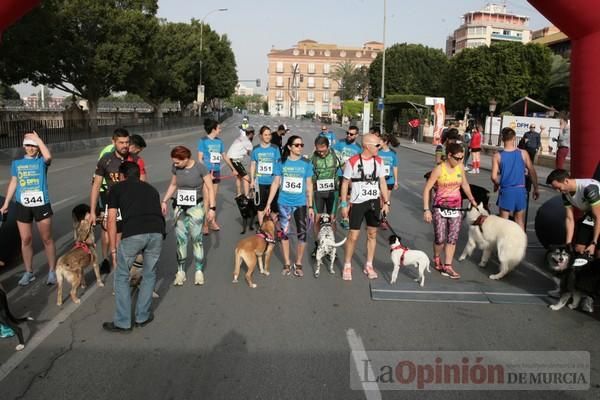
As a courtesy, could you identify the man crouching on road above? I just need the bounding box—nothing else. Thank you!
[103,162,165,332]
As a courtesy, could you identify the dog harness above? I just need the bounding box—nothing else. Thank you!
[390,244,409,266]
[256,229,276,253]
[472,215,488,233]
[74,241,92,255]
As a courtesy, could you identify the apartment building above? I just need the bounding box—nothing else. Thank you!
[267,39,383,117]
[446,3,531,57]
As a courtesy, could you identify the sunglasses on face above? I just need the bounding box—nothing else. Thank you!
[347,132,357,136]
[451,155,464,161]
[365,143,381,148]
[292,143,304,148]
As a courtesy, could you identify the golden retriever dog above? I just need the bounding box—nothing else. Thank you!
[56,205,104,306]
[233,219,277,288]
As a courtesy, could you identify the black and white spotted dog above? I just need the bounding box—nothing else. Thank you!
[314,215,347,278]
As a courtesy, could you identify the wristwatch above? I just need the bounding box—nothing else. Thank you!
[209,206,216,211]
[384,200,391,206]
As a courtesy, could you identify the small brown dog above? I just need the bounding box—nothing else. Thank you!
[56,206,104,306]
[233,218,277,288]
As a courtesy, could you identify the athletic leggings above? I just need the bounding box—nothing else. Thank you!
[278,205,308,242]
[175,203,205,271]
[432,209,462,245]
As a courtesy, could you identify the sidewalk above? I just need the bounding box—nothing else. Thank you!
[399,141,554,188]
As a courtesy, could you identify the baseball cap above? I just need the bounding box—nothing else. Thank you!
[246,126,255,132]
[23,138,38,147]
[278,124,286,131]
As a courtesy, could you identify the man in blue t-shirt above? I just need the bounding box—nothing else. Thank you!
[319,124,337,148]
[250,126,282,225]
[198,119,236,234]
[333,125,362,178]
[265,135,314,278]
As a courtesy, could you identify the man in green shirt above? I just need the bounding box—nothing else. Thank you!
[310,135,341,257]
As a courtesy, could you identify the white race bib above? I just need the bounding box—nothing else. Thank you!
[358,182,379,198]
[439,208,460,218]
[282,176,303,194]
[384,165,391,176]
[257,162,273,175]
[316,178,335,192]
[210,152,221,164]
[104,205,122,221]
[583,215,595,226]
[177,189,197,206]
[20,191,44,207]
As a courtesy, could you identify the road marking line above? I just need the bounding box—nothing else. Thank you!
[346,328,381,400]
[372,298,490,304]
[52,195,78,210]
[0,281,101,383]
[371,289,483,295]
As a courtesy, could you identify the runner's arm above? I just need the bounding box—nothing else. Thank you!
[460,173,477,206]
[522,150,539,197]
[0,177,17,213]
[565,206,575,245]
[89,175,103,222]
[306,177,313,208]
[161,175,178,204]
[265,176,281,212]
[423,166,441,210]
[491,152,500,187]
[250,160,256,187]
[30,131,52,164]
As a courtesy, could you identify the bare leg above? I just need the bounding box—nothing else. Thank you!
[343,229,361,264]
[281,239,291,266]
[443,244,457,266]
[37,218,56,271]
[295,242,306,266]
[513,210,526,231]
[16,222,34,273]
[498,209,511,220]
[235,177,242,197]
[366,227,377,263]
[433,243,444,261]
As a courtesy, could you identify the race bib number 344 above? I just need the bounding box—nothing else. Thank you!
[282,176,303,194]
[20,191,44,207]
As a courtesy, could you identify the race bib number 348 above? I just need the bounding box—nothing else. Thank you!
[282,176,303,194]
[20,191,44,207]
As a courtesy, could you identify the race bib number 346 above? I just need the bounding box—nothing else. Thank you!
[177,189,197,206]
[20,191,44,207]
[282,176,303,194]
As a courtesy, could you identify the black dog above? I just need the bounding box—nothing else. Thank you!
[234,194,257,234]
[0,286,33,351]
[72,203,91,222]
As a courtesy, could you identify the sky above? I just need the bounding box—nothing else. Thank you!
[15,0,551,97]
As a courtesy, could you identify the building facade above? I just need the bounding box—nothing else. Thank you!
[266,39,383,118]
[532,25,570,57]
[235,83,254,97]
[446,3,531,57]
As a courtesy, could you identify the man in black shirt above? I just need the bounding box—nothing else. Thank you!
[270,124,288,153]
[103,162,165,332]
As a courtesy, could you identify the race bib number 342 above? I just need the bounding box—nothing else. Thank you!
[20,191,44,207]
[282,176,303,194]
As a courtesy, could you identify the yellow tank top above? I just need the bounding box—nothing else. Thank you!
[434,162,463,206]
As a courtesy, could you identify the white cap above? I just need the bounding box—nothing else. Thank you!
[23,138,38,147]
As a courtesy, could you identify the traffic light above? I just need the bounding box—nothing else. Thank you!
[256,79,261,87]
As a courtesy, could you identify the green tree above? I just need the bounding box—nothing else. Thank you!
[331,60,357,100]
[368,43,448,98]
[544,54,570,112]
[0,82,20,100]
[0,0,159,132]
[444,42,552,112]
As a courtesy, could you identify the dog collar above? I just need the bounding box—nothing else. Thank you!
[74,241,92,255]
[472,215,488,232]
[256,231,276,244]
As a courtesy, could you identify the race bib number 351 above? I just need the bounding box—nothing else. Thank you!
[282,176,303,194]
[258,162,273,175]
[210,152,221,164]
[20,191,44,207]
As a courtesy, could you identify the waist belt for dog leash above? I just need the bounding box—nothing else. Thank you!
[74,241,92,255]
[390,244,408,265]
[471,215,488,233]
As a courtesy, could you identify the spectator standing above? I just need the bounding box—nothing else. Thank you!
[408,118,420,144]
[522,124,541,164]
[468,123,483,174]
[553,116,570,170]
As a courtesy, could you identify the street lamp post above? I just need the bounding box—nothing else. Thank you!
[379,0,387,131]
[198,8,228,118]
[488,98,497,145]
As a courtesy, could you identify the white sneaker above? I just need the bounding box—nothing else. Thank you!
[194,270,205,285]
[581,297,594,313]
[468,169,477,174]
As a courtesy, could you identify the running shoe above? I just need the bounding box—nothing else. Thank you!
[18,272,36,286]
[342,266,352,281]
[46,271,57,285]
[0,324,15,338]
[581,296,594,313]
[363,265,378,280]
[441,265,461,279]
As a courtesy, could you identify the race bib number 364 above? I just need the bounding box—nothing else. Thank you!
[282,176,303,194]
[20,191,44,207]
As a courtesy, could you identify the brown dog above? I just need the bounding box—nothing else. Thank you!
[56,212,104,306]
[233,219,277,288]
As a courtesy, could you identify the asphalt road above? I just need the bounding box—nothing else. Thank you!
[0,115,599,399]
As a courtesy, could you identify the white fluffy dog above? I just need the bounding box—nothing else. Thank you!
[314,214,347,278]
[458,203,527,280]
[388,235,431,287]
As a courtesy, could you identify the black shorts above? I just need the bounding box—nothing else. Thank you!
[387,184,394,191]
[257,184,279,213]
[574,217,595,246]
[16,203,53,223]
[231,160,248,177]
[349,199,381,230]
[470,148,481,153]
[211,170,221,184]
[314,190,337,214]
[96,191,109,216]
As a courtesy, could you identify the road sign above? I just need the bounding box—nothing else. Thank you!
[377,97,384,111]
[362,102,371,134]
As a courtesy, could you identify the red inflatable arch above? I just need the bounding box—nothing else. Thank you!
[0,0,41,40]
[529,0,600,179]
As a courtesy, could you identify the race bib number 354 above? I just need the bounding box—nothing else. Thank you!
[282,176,303,194]
[20,191,44,207]
[317,179,335,192]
